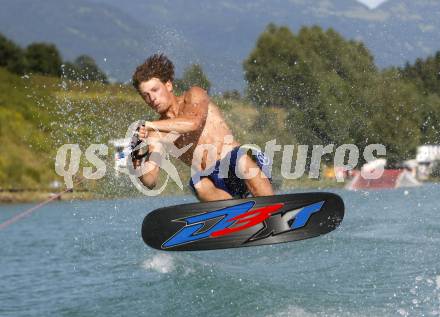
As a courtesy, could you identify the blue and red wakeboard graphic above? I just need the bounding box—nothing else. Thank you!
[142,192,344,251]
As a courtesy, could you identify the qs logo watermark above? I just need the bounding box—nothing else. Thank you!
[54,121,387,196]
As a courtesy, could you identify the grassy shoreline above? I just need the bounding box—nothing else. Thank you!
[3,180,439,204]
[0,190,98,204]
[0,179,346,204]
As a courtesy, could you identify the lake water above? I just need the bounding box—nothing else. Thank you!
[1,184,439,316]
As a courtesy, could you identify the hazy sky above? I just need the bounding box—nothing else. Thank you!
[356,0,388,9]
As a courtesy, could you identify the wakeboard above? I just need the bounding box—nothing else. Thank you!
[142,192,344,251]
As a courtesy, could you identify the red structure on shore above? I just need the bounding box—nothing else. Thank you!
[346,169,420,190]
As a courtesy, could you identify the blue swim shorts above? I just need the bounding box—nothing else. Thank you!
[189,146,272,198]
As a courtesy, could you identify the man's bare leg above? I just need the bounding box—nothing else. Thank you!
[194,177,233,202]
[237,154,274,197]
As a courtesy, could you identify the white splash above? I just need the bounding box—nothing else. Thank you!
[266,305,317,317]
[397,308,409,316]
[142,253,175,274]
[436,275,440,289]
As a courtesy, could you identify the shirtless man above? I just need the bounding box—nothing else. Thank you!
[131,54,273,202]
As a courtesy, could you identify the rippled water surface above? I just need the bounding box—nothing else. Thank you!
[1,185,439,316]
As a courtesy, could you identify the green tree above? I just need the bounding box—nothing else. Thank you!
[365,69,423,164]
[25,43,62,76]
[245,24,377,144]
[61,61,78,80]
[417,93,440,144]
[0,33,26,74]
[400,52,440,96]
[245,24,433,164]
[75,55,107,83]
[174,64,211,94]
[398,53,440,144]
[243,24,318,108]
[63,55,108,83]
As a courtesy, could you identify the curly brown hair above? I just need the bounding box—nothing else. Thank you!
[132,54,174,91]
